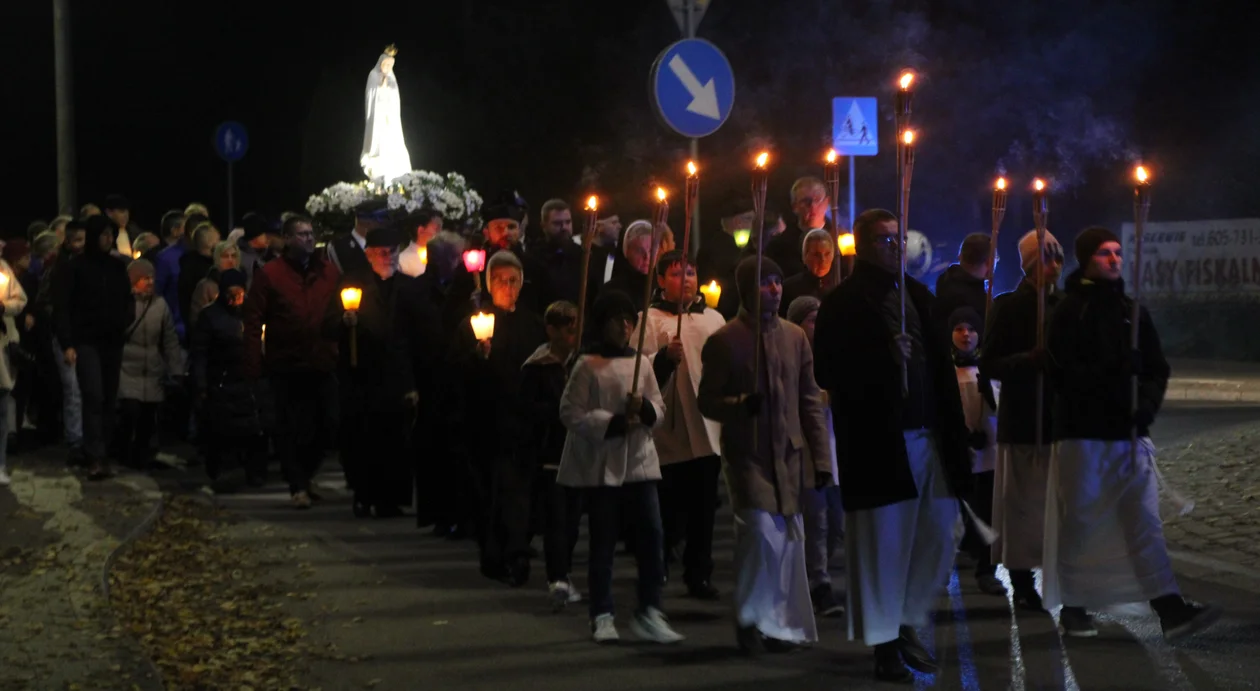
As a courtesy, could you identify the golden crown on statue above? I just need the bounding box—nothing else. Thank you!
[383,44,399,57]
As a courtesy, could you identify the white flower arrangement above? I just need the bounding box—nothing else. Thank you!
[305,171,483,222]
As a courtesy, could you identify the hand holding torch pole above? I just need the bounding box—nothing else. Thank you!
[631,187,669,398]
[575,195,599,349]
[1032,178,1049,454]
[1130,165,1152,465]
[751,152,770,446]
[898,130,917,399]
[987,177,1008,325]
[676,162,699,338]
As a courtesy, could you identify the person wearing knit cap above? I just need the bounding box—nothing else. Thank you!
[629,250,726,601]
[785,294,846,619]
[117,258,182,471]
[812,208,970,682]
[698,256,831,654]
[979,228,1064,611]
[1042,226,1219,640]
[556,289,682,645]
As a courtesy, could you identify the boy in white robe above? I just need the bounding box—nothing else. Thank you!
[698,256,831,655]
[631,250,727,599]
[556,290,683,645]
[1045,226,1219,641]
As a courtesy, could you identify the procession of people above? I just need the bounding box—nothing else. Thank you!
[5,160,1225,681]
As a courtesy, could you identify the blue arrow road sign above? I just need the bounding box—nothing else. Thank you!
[832,97,878,157]
[214,121,249,163]
[651,39,735,138]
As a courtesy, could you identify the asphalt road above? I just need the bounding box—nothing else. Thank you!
[206,402,1260,691]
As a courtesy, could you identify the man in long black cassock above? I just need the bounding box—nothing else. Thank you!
[813,208,971,682]
[325,226,413,518]
[450,250,546,585]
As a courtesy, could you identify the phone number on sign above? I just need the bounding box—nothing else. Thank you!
[1189,228,1260,247]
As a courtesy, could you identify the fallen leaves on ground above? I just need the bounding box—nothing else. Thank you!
[108,496,309,690]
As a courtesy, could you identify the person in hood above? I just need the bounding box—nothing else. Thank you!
[780,228,836,317]
[980,229,1065,610]
[1043,226,1219,641]
[630,249,726,601]
[698,255,831,655]
[934,232,992,338]
[519,300,584,611]
[54,214,133,480]
[812,208,970,682]
[557,289,682,646]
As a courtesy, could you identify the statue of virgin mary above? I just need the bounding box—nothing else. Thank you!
[360,45,412,184]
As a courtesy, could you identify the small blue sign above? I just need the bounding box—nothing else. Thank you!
[651,39,735,138]
[832,97,878,157]
[214,121,249,163]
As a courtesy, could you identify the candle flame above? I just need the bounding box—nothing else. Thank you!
[755,152,769,168]
[899,71,915,90]
[1034,178,1046,192]
[902,130,916,145]
[340,287,363,311]
[1135,165,1149,183]
[996,177,1007,191]
[837,233,856,257]
[655,187,668,202]
[825,149,838,164]
[418,246,427,264]
[686,161,698,176]
[586,195,598,211]
[470,312,496,341]
[699,280,722,308]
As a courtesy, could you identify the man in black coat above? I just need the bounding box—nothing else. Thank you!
[525,199,586,305]
[813,208,970,683]
[933,232,991,336]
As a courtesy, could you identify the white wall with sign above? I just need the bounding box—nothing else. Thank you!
[1122,218,1260,300]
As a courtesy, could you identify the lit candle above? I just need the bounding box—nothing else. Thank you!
[340,287,363,312]
[418,246,428,265]
[733,229,751,248]
[133,250,142,260]
[462,248,486,273]
[0,272,8,287]
[699,280,721,309]
[470,311,496,341]
[837,233,856,257]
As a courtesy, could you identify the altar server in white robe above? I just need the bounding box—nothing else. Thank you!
[631,249,727,599]
[1044,226,1219,641]
[813,209,972,683]
[698,256,831,655]
[980,230,1064,610]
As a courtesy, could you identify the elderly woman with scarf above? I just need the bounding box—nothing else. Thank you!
[190,269,269,485]
[115,260,182,468]
[188,240,242,335]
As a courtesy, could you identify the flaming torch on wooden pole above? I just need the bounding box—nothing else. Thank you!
[631,187,669,398]
[676,161,700,337]
[894,70,916,398]
[1032,178,1050,454]
[574,194,599,349]
[986,177,1008,326]
[1130,165,1152,465]
[751,152,770,447]
[824,149,843,286]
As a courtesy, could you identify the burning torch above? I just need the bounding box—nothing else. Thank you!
[1130,165,1152,464]
[987,177,1008,321]
[631,187,669,397]
[574,195,599,348]
[1032,178,1049,452]
[897,129,917,398]
[824,149,843,285]
[677,161,700,337]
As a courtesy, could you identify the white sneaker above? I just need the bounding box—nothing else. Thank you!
[549,581,573,612]
[0,469,9,486]
[629,607,685,644]
[565,577,583,603]
[591,613,619,644]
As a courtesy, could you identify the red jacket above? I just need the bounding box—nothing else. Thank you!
[243,252,340,378]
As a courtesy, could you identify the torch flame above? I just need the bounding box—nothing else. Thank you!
[586,195,598,211]
[1034,178,1046,192]
[899,71,915,90]
[996,177,1007,191]
[755,152,769,168]
[902,130,916,146]
[686,161,698,176]
[1135,165,1149,183]
[655,187,667,202]
[825,149,838,164]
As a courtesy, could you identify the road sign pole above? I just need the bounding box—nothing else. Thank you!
[848,155,856,231]
[227,161,235,232]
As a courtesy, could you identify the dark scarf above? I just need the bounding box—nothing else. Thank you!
[952,347,980,368]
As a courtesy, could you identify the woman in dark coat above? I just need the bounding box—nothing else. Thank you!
[190,269,268,484]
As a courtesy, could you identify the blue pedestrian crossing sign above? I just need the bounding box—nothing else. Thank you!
[651,39,735,138]
[832,97,878,157]
[214,121,249,163]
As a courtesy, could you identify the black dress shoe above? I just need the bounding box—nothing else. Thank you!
[874,642,913,683]
[686,581,720,601]
[897,625,939,674]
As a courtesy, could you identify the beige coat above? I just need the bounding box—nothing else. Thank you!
[556,353,666,488]
[0,260,28,391]
[631,305,725,465]
[698,312,830,516]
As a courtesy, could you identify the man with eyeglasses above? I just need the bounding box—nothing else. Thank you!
[978,230,1063,610]
[765,177,832,281]
[243,214,340,509]
[813,208,971,682]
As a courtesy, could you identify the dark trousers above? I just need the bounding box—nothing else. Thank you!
[963,470,997,577]
[115,399,157,467]
[476,451,534,573]
[538,469,583,583]
[75,343,122,463]
[271,371,337,495]
[347,408,411,509]
[586,481,664,619]
[658,455,721,586]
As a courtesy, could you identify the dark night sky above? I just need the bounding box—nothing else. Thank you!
[8,0,1260,287]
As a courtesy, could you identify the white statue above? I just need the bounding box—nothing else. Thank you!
[360,44,412,184]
